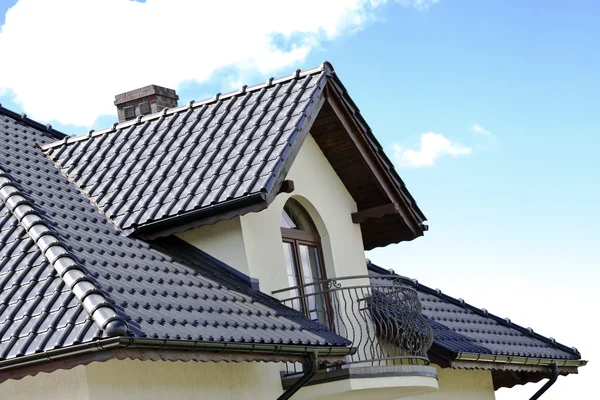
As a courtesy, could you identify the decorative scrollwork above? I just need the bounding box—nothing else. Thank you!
[275,274,433,373]
[325,279,342,289]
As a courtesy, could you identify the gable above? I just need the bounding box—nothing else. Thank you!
[309,95,424,249]
[42,62,426,249]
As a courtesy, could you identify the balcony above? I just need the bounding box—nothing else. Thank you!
[273,274,439,399]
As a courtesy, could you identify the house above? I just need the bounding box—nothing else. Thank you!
[0,62,585,399]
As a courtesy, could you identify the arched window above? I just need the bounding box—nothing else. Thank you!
[281,199,330,327]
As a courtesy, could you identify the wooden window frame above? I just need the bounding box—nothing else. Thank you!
[281,202,334,330]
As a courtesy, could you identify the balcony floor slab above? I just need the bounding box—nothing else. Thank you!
[283,364,439,400]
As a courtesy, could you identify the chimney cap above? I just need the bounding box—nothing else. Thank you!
[114,84,178,106]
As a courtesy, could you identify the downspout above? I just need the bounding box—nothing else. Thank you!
[277,351,318,400]
[529,361,558,400]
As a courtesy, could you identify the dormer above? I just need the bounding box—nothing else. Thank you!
[42,62,426,252]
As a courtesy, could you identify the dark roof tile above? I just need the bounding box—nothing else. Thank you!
[0,104,350,362]
[42,69,326,235]
[369,263,582,361]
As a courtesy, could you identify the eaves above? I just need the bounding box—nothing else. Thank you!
[0,336,355,384]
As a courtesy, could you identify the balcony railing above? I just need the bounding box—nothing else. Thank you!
[273,274,433,373]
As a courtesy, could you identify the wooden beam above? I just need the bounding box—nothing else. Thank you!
[278,180,295,194]
[351,203,399,224]
[323,84,423,236]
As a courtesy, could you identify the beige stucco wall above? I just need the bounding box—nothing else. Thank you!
[241,133,368,293]
[0,365,90,400]
[405,365,496,400]
[0,361,496,400]
[179,133,369,293]
[86,359,284,400]
[0,360,285,400]
[176,215,250,276]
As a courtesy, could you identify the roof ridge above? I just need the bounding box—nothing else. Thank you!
[0,104,66,140]
[368,263,581,359]
[41,61,333,151]
[0,167,128,336]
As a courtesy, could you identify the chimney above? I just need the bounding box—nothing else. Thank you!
[114,85,179,122]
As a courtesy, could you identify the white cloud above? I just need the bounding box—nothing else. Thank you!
[392,132,471,167]
[0,0,439,127]
[470,123,492,136]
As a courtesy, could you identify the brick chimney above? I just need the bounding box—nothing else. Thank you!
[114,85,179,122]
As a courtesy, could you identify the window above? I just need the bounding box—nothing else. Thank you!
[281,200,331,327]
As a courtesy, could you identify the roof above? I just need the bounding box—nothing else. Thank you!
[0,105,351,379]
[368,263,582,362]
[42,62,426,248]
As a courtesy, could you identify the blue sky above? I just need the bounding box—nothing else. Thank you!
[1,1,598,398]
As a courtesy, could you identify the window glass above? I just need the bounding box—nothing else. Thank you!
[299,245,328,325]
[281,200,317,233]
[282,242,302,311]
[280,199,330,329]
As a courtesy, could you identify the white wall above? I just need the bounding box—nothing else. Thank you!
[241,133,368,294]
[241,135,367,293]
[0,361,496,400]
[0,360,285,400]
[405,365,496,400]
[179,133,369,294]
[0,365,90,400]
[176,215,250,276]
[86,359,284,400]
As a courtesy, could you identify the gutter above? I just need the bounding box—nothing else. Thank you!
[455,352,587,368]
[530,362,558,400]
[0,337,122,373]
[0,336,355,376]
[117,337,355,358]
[134,192,267,240]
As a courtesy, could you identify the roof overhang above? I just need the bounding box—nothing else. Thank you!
[428,345,586,390]
[40,63,426,248]
[126,64,430,249]
[133,70,428,248]
[0,336,354,384]
[369,265,587,390]
[453,351,587,368]
[315,77,426,249]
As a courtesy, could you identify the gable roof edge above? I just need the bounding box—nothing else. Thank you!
[0,168,128,336]
[323,68,427,235]
[262,73,329,204]
[133,67,329,239]
[39,62,425,244]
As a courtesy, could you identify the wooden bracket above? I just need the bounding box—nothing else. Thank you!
[278,180,295,194]
[351,203,400,224]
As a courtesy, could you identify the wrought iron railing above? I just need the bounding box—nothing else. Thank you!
[273,274,433,373]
